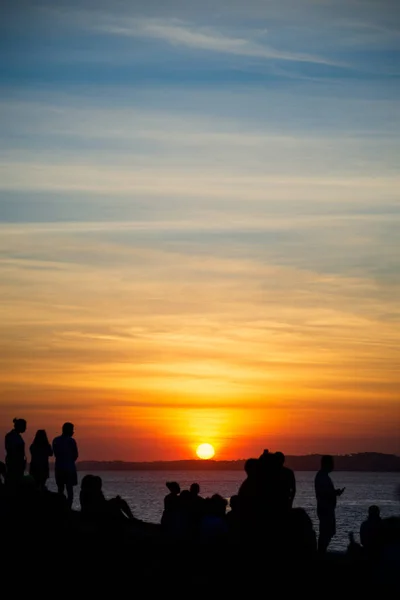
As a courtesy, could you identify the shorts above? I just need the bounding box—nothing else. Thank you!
[55,468,78,487]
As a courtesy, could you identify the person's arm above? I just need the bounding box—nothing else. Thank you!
[336,487,345,496]
[117,497,135,520]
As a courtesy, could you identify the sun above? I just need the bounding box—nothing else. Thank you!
[196,443,215,460]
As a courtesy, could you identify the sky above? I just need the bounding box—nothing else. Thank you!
[0,0,399,461]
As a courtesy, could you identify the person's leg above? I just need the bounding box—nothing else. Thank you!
[66,483,73,508]
[318,517,334,554]
[318,529,331,553]
[56,473,65,496]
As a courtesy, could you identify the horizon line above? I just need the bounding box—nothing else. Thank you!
[76,452,400,463]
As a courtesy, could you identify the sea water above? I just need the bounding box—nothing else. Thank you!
[47,470,399,551]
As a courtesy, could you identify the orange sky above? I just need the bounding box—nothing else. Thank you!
[1,236,399,460]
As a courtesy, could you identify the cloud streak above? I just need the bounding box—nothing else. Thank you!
[95,17,344,67]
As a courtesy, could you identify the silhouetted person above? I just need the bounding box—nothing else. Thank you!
[5,418,27,484]
[29,429,53,489]
[258,449,282,514]
[238,458,263,538]
[161,481,181,534]
[80,474,133,520]
[286,508,317,558]
[163,481,180,511]
[178,489,193,537]
[190,482,203,501]
[360,505,383,557]
[188,482,205,532]
[80,474,105,519]
[201,494,228,541]
[315,455,345,553]
[275,451,296,509]
[53,422,78,508]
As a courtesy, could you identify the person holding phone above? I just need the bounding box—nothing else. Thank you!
[315,455,345,553]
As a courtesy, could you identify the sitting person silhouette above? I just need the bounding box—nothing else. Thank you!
[360,505,383,557]
[80,474,138,524]
[200,494,228,541]
[286,507,317,558]
[188,482,205,533]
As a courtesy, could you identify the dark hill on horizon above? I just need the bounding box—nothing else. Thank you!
[77,452,400,472]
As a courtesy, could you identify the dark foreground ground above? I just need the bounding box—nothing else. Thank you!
[2,490,399,597]
[5,530,399,597]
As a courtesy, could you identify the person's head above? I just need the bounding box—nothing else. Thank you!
[13,418,27,434]
[259,449,270,463]
[62,422,74,437]
[81,474,95,492]
[321,455,334,472]
[166,481,180,495]
[275,451,285,467]
[190,482,200,495]
[244,457,259,477]
[32,429,49,446]
[229,494,239,512]
[368,505,380,519]
[210,494,228,518]
[93,476,103,492]
[259,448,276,473]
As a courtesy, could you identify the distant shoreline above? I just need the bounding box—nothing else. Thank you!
[74,453,400,472]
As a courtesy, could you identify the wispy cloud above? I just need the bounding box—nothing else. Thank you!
[94,17,345,67]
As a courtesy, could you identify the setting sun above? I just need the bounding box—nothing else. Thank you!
[196,443,215,460]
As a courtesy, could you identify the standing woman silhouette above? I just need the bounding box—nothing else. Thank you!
[30,430,53,489]
[5,418,27,484]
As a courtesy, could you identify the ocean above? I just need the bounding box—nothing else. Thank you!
[48,470,399,551]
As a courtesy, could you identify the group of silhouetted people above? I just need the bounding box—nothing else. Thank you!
[4,418,78,507]
[1,418,399,569]
[160,449,316,556]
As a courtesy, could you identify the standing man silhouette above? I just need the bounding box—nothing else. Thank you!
[315,455,345,553]
[53,422,78,508]
[5,418,27,484]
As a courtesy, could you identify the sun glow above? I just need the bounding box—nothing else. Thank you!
[196,443,215,460]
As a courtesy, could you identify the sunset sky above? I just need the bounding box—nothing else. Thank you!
[1,1,399,461]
